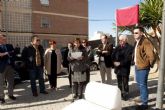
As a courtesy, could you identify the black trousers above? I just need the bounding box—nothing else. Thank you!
[73,82,85,96]
[86,68,90,84]
[48,73,57,88]
[117,75,129,93]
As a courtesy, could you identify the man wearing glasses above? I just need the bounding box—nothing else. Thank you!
[133,26,155,110]
[23,35,48,97]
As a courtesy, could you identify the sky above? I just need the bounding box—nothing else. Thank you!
[88,0,141,40]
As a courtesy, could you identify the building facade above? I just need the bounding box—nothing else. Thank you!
[0,0,88,49]
[0,0,32,48]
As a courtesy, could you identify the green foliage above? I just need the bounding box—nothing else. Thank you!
[140,0,163,29]
[115,0,163,35]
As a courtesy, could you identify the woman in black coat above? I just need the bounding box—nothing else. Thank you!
[112,35,133,100]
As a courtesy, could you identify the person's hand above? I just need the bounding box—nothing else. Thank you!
[96,49,101,52]
[70,57,75,60]
[102,51,108,54]
[0,53,3,57]
[0,52,8,57]
[77,56,83,60]
[114,62,120,67]
[4,52,9,55]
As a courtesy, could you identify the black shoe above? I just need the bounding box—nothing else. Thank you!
[136,105,148,110]
[79,95,83,99]
[8,95,16,100]
[51,86,55,89]
[122,93,128,101]
[73,94,78,99]
[122,96,126,101]
[0,98,5,104]
[33,92,38,97]
[40,91,48,94]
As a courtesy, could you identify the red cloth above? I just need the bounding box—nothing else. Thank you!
[116,5,139,26]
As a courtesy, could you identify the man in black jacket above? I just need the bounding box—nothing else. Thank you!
[23,35,48,97]
[96,34,113,84]
[112,34,133,100]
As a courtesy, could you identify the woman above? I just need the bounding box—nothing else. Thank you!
[81,39,93,84]
[68,38,88,99]
[44,40,62,89]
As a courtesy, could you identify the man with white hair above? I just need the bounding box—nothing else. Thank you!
[112,34,133,100]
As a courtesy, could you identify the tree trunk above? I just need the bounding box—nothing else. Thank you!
[152,27,161,54]
[157,25,162,35]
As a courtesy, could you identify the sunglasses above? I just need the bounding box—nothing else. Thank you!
[36,39,40,42]
[51,41,56,44]
[134,32,139,34]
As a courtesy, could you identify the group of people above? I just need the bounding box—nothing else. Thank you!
[0,26,156,110]
[0,35,62,103]
[95,26,155,110]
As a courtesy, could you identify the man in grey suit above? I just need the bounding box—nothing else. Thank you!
[96,34,113,84]
[0,34,16,104]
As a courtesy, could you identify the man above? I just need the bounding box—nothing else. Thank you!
[112,34,133,100]
[0,34,16,104]
[96,34,113,84]
[133,26,155,110]
[23,35,48,97]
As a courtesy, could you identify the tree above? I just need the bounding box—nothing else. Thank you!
[114,0,163,55]
[139,0,163,49]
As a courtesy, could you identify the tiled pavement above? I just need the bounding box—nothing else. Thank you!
[0,66,164,110]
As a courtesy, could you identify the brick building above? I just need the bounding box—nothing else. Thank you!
[0,0,88,49]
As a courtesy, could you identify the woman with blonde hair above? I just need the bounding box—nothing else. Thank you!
[44,40,62,89]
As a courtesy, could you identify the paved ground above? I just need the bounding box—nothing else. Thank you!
[0,66,164,110]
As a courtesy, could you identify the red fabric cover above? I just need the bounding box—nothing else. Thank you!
[116,5,139,26]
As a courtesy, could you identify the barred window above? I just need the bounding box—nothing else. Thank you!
[40,0,49,6]
[41,17,50,28]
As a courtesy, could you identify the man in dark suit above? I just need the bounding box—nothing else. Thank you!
[0,34,16,104]
[112,34,133,100]
[23,35,48,97]
[96,34,113,84]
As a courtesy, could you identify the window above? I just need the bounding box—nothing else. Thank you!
[40,0,49,6]
[41,17,50,28]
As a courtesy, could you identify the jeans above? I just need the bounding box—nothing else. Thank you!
[29,66,46,94]
[135,66,150,105]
